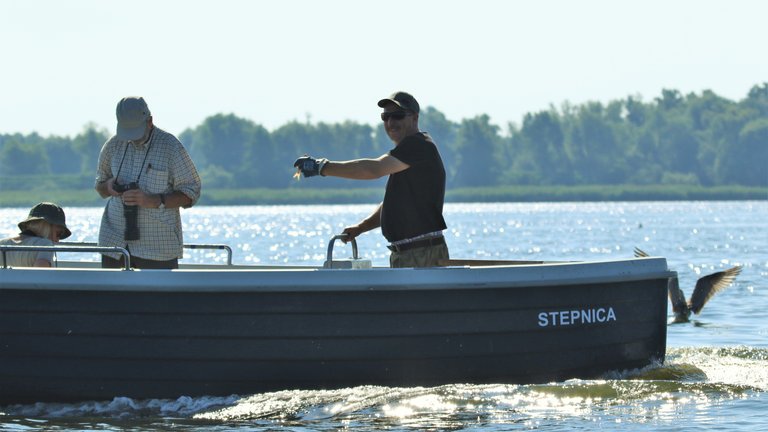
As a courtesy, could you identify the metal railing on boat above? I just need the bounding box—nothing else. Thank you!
[59,242,233,266]
[0,245,132,270]
[183,243,233,265]
[0,242,233,269]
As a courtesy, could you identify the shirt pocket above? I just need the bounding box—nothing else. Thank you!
[145,166,170,194]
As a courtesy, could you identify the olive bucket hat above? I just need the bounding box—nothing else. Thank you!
[18,202,71,239]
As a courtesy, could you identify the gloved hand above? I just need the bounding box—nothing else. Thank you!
[293,155,329,177]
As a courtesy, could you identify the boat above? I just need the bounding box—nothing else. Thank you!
[0,236,674,404]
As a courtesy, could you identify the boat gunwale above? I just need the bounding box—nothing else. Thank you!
[0,257,677,293]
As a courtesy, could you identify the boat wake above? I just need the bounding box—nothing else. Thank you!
[2,346,765,428]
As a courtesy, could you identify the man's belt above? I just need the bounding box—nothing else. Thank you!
[387,236,445,252]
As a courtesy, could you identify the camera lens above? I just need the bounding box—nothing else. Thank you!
[119,182,140,241]
[124,204,140,241]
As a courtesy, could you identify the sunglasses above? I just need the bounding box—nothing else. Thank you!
[381,111,410,122]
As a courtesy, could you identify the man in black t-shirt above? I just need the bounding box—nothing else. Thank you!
[293,91,449,267]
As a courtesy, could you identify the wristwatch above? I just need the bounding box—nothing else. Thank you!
[158,193,166,209]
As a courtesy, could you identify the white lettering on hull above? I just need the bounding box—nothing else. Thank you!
[538,307,617,327]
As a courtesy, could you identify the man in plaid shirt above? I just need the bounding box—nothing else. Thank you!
[95,96,201,269]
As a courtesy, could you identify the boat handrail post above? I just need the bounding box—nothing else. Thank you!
[0,245,131,270]
[326,234,359,263]
[324,233,371,269]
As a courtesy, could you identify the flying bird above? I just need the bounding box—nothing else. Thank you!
[634,247,742,323]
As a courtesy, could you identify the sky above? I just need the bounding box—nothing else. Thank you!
[2,0,766,138]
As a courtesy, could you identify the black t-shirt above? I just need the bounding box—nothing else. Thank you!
[380,132,447,242]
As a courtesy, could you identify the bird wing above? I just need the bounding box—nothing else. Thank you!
[634,247,650,258]
[667,277,688,315]
[688,265,743,314]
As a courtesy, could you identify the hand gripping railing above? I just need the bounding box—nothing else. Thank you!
[0,245,132,270]
[324,234,359,269]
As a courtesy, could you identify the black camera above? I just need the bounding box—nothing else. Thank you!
[113,181,140,241]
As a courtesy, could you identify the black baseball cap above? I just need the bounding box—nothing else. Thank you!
[377,91,420,114]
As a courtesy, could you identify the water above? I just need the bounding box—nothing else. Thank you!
[1,201,766,431]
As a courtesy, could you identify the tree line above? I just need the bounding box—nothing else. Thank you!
[1,84,766,190]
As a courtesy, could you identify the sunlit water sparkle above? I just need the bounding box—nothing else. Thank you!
[1,201,765,431]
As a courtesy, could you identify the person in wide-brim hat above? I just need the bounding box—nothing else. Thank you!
[17,202,72,240]
[1,202,71,267]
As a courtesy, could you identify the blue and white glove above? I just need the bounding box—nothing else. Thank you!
[293,155,329,177]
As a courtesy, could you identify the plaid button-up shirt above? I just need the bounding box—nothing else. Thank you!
[96,127,201,261]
